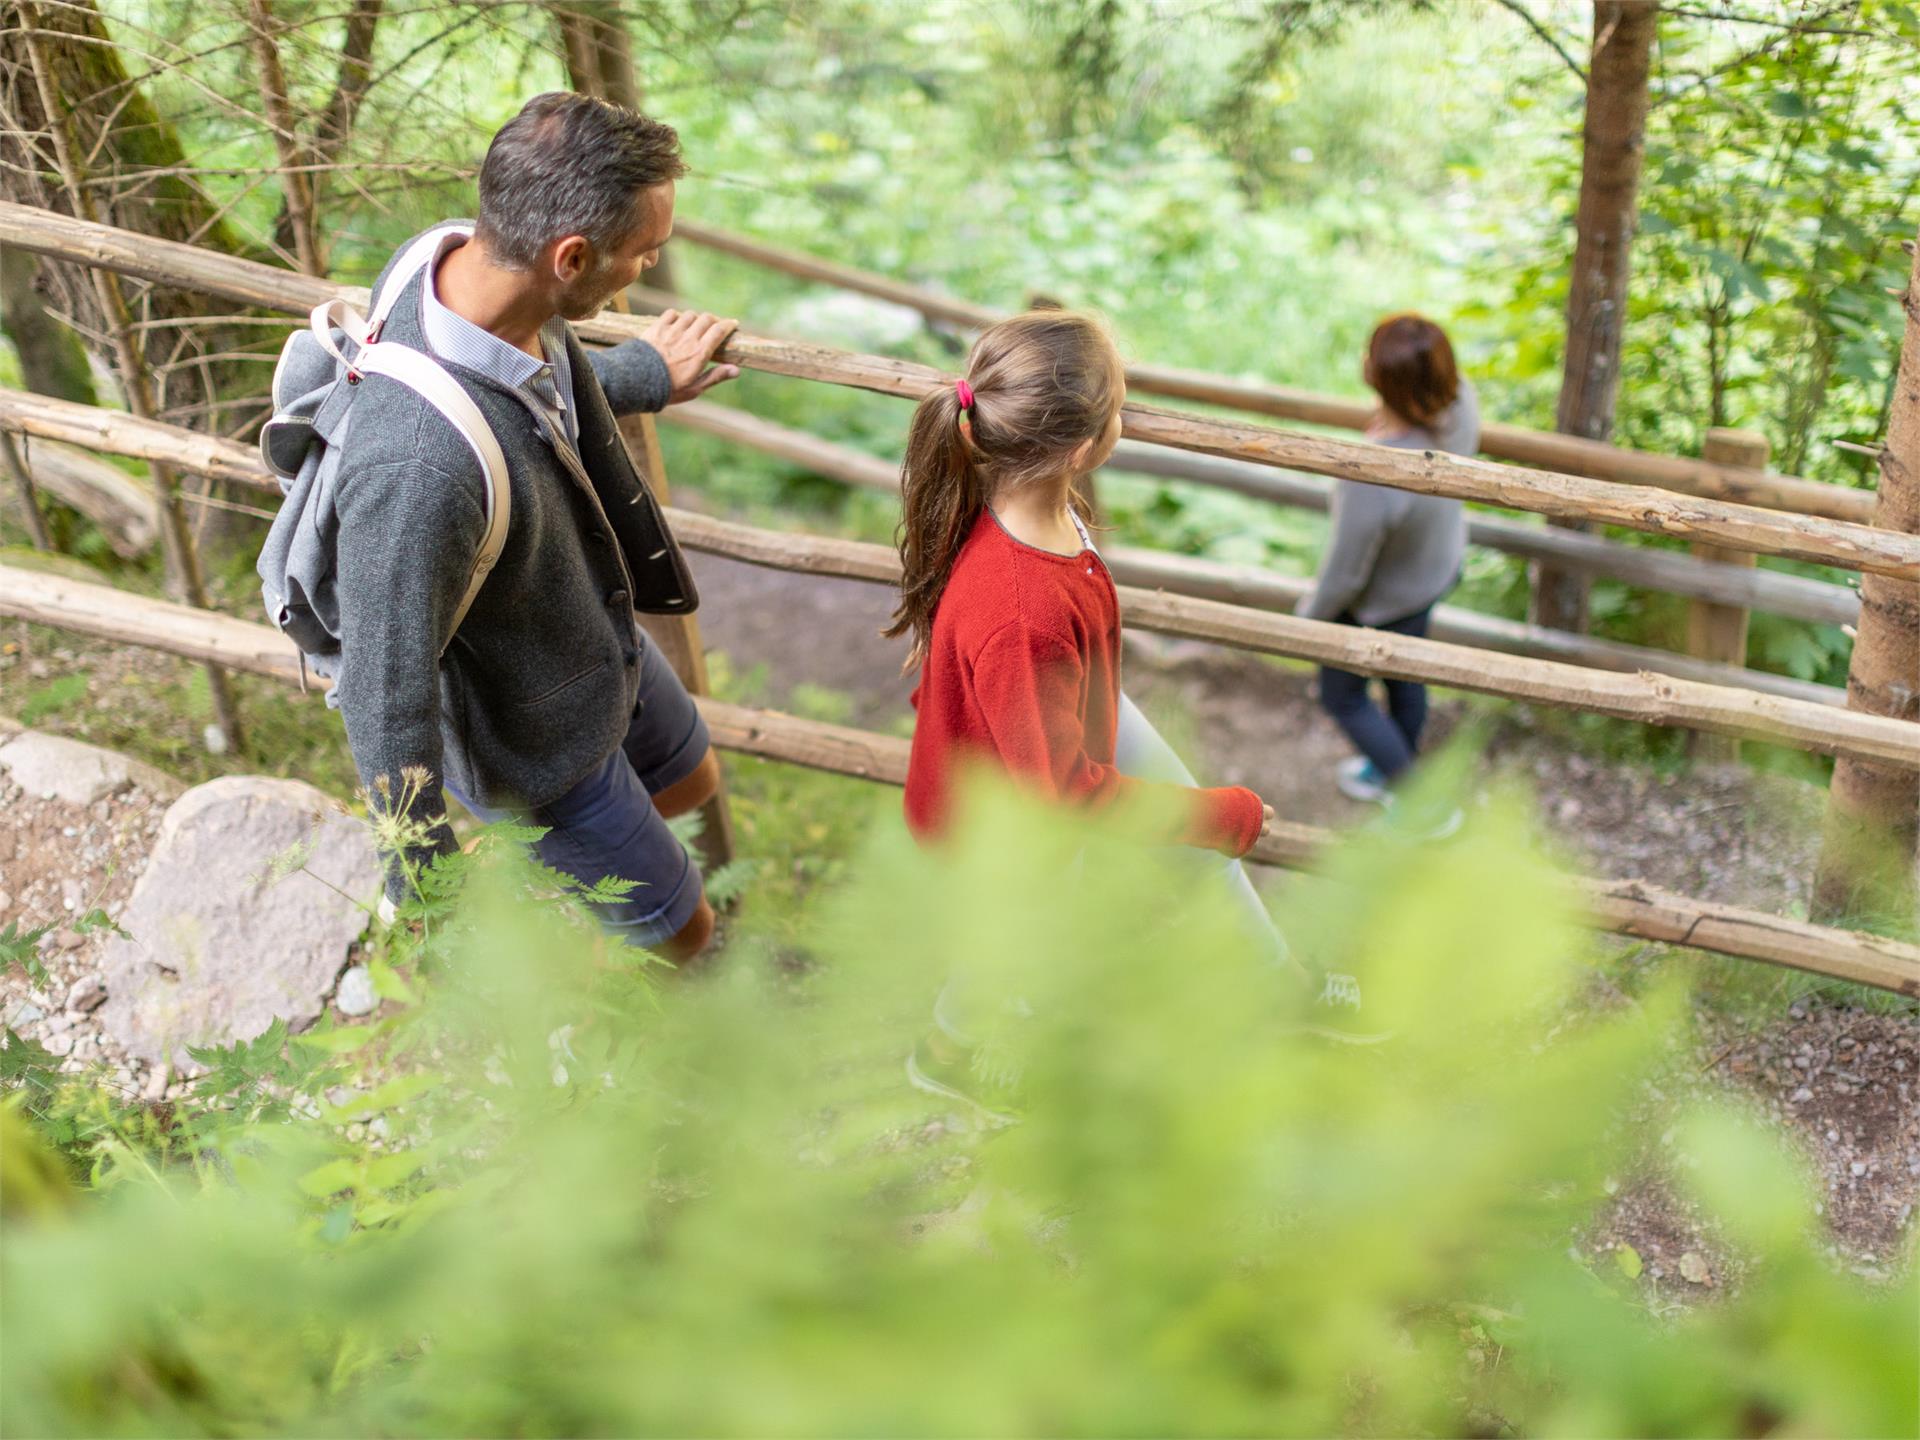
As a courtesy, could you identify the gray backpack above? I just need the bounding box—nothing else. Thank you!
[257,225,510,700]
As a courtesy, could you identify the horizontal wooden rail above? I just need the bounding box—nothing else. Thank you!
[2,202,1912,579]
[669,216,1873,522]
[1099,548,1840,706]
[1102,440,1861,627]
[665,398,1861,629]
[2,564,1912,996]
[0,385,1853,717]
[3,376,1860,635]
[701,699,1919,997]
[659,513,1912,766]
[663,403,1842,697]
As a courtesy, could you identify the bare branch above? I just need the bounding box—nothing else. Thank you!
[1489,0,1587,84]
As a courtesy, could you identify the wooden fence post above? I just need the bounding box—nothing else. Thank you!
[1813,232,1920,929]
[617,411,738,874]
[1686,427,1770,762]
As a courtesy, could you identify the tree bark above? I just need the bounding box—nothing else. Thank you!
[1814,233,1920,929]
[1530,0,1656,634]
[0,0,266,437]
[0,245,97,405]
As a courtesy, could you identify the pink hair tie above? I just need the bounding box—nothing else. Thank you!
[954,379,974,411]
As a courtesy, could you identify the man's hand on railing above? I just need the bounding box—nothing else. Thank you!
[646,308,741,404]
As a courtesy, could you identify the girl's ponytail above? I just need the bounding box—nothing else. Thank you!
[886,381,986,668]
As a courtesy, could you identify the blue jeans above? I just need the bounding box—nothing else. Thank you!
[1316,607,1432,781]
[450,635,710,947]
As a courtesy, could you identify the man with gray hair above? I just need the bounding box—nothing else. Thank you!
[332,92,738,959]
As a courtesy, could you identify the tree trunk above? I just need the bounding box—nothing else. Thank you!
[1813,234,1920,929]
[0,0,269,436]
[0,245,98,404]
[272,0,382,263]
[2,0,283,566]
[246,0,321,275]
[1530,1,1656,634]
[549,1,676,292]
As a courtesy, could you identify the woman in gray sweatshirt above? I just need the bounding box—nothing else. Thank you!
[1297,314,1478,809]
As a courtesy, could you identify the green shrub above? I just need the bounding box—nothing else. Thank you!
[2,783,1913,1436]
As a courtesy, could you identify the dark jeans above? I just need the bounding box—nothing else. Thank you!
[450,636,710,946]
[1317,606,1433,781]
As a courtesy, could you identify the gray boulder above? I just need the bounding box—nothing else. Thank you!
[100,776,383,1068]
[0,731,135,805]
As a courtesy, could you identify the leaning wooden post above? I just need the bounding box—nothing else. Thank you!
[617,411,738,873]
[1686,427,1769,763]
[0,430,52,549]
[1813,234,1920,929]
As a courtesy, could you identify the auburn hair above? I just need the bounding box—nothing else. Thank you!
[884,311,1123,667]
[1366,313,1459,428]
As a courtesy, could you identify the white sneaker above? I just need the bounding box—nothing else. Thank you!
[1336,756,1390,805]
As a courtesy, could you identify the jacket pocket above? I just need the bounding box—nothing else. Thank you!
[516,658,609,709]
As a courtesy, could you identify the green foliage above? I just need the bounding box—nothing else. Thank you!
[2,785,1913,1436]
[18,673,88,726]
[1465,2,1918,488]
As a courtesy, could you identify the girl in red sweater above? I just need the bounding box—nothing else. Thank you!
[888,310,1271,858]
[887,314,1350,1114]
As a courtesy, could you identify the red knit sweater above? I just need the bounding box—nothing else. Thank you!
[904,511,1265,857]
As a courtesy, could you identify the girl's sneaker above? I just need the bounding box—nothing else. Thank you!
[907,1037,1021,1129]
[1336,756,1390,806]
[1290,970,1395,1046]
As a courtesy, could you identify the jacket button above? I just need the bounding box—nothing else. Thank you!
[624,650,640,666]
[591,531,611,545]
[607,589,629,608]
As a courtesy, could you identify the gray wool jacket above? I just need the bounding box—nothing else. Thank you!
[1297,381,1479,628]
[330,224,691,891]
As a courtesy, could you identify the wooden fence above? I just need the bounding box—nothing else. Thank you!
[665,399,1861,629]
[3,565,1915,998]
[0,384,1842,708]
[1,200,1917,997]
[0,204,1913,582]
[5,389,1908,760]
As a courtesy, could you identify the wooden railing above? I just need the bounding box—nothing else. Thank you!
[5,390,1902,758]
[0,384,1842,707]
[0,204,1912,582]
[3,565,1915,997]
[668,217,1875,522]
[662,398,1861,631]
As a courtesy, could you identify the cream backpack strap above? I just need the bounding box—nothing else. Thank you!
[351,341,511,650]
[306,223,474,374]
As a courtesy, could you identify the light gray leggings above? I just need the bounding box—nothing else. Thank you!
[934,696,1290,1046]
[1114,693,1290,968]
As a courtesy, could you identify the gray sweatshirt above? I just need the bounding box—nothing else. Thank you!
[330,224,691,895]
[1297,380,1479,627]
